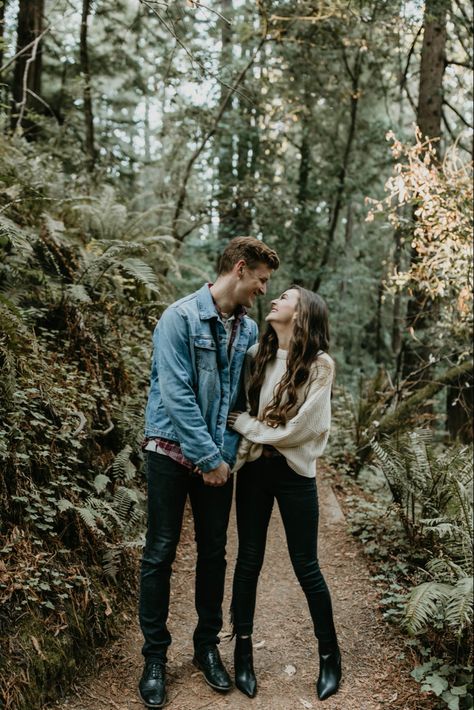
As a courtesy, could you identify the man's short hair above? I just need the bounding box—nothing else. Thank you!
[217,236,280,275]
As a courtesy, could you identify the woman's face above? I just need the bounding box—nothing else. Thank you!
[265,288,300,326]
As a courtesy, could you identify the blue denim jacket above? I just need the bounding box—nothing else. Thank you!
[144,284,258,472]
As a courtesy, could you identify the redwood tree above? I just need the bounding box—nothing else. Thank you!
[11,0,45,134]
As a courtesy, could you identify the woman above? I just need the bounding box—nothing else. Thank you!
[228,286,341,702]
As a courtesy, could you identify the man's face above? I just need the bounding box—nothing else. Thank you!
[236,262,273,308]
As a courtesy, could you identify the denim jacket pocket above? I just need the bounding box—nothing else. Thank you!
[194,336,217,373]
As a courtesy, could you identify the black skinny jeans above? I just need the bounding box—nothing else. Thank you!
[139,452,233,660]
[231,456,338,651]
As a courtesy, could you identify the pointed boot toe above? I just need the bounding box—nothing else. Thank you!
[235,636,257,698]
[317,650,341,701]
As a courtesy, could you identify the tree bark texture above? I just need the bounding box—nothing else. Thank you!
[80,0,96,172]
[217,0,236,243]
[291,104,311,285]
[0,1,6,70]
[447,369,473,443]
[391,227,403,356]
[12,0,45,134]
[417,0,450,140]
[402,0,449,386]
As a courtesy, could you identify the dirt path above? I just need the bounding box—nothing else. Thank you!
[47,468,433,710]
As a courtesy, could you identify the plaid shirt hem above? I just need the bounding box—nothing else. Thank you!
[142,437,193,470]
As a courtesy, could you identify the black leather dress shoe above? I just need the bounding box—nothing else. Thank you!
[234,636,257,698]
[193,645,232,691]
[316,649,342,701]
[138,660,167,708]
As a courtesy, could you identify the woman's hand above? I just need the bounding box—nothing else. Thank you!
[227,411,243,428]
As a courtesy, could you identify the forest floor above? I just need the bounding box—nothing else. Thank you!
[46,467,435,710]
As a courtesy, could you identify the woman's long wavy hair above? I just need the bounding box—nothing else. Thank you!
[248,286,330,427]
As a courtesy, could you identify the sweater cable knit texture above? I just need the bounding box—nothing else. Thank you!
[233,344,334,477]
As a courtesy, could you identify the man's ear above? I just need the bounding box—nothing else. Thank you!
[234,259,246,277]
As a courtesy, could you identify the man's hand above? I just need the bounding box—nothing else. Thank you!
[202,461,230,487]
[227,411,243,428]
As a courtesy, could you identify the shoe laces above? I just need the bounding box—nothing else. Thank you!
[147,662,165,679]
[203,646,221,668]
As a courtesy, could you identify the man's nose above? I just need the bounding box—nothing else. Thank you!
[260,282,267,295]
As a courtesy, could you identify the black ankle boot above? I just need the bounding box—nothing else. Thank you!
[234,636,257,698]
[316,648,341,701]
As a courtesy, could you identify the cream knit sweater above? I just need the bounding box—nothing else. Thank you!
[232,344,334,477]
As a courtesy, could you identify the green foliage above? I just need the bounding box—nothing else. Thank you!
[0,135,173,709]
[372,432,473,567]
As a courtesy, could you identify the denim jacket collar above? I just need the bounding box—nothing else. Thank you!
[196,283,246,323]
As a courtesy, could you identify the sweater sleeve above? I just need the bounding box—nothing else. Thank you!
[232,359,333,447]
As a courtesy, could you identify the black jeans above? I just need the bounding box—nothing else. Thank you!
[231,456,338,651]
[139,452,233,660]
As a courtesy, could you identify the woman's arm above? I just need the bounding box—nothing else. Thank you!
[231,361,333,447]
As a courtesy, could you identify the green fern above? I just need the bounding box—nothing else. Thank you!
[403,582,453,635]
[102,547,121,582]
[65,284,92,305]
[113,486,141,527]
[76,505,103,535]
[0,215,30,249]
[112,445,136,481]
[120,257,160,293]
[373,432,473,640]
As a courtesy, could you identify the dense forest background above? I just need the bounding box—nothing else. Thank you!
[0,1,472,709]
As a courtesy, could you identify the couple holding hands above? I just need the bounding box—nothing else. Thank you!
[139,237,341,707]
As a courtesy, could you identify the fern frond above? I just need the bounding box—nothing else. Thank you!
[445,576,473,633]
[113,486,140,527]
[66,284,92,305]
[120,258,160,293]
[112,445,135,480]
[76,506,103,535]
[426,557,464,579]
[102,547,121,581]
[0,215,31,249]
[406,431,432,490]
[403,582,452,635]
[420,518,461,538]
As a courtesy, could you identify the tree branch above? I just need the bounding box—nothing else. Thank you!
[0,26,51,75]
[171,30,267,242]
[443,98,473,128]
[357,358,473,462]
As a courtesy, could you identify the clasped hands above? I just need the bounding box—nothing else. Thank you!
[193,411,242,486]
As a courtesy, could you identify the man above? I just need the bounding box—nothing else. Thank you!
[138,236,280,708]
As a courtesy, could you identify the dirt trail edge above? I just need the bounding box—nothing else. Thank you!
[48,467,433,710]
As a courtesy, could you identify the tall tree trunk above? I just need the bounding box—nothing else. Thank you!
[80,0,96,172]
[391,227,403,356]
[375,280,384,364]
[417,0,449,140]
[446,370,473,443]
[292,102,311,285]
[11,0,45,135]
[338,201,353,299]
[217,0,235,243]
[144,95,151,164]
[313,48,362,292]
[0,1,7,69]
[402,0,449,385]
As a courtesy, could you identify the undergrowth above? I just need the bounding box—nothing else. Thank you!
[0,136,175,709]
[330,394,473,710]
